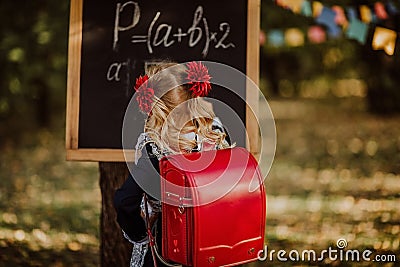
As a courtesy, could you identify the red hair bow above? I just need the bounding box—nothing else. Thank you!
[186,62,212,97]
[134,75,154,114]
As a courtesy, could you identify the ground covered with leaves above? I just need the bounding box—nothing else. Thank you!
[0,131,100,266]
[255,98,400,266]
[0,98,399,266]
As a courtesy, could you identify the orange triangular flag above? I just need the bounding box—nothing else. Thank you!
[360,5,372,23]
[286,0,305,13]
[372,27,397,56]
[313,1,323,17]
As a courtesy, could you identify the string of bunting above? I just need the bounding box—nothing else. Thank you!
[264,0,399,56]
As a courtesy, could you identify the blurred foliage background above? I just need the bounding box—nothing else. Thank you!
[0,0,399,266]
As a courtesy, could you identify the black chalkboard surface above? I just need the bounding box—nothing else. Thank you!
[66,0,260,161]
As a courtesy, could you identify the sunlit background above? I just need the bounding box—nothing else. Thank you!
[0,0,399,266]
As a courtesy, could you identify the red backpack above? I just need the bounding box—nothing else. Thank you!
[144,147,266,267]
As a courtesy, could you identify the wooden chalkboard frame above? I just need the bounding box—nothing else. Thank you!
[66,0,260,162]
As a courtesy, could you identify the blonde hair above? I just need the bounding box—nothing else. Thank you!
[143,62,227,153]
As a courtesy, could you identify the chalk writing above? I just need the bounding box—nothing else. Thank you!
[113,2,235,57]
[113,2,140,51]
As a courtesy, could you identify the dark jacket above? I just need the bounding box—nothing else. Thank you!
[114,142,166,267]
[114,142,160,242]
[114,122,231,267]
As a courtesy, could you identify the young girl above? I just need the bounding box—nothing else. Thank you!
[114,61,231,267]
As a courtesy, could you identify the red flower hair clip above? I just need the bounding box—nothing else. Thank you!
[134,75,154,114]
[186,61,212,97]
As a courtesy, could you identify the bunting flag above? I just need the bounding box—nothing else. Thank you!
[346,19,369,44]
[372,26,397,55]
[270,0,400,56]
[374,2,389,20]
[285,0,304,13]
[313,1,324,17]
[360,5,373,23]
[316,7,342,37]
[386,1,398,15]
[347,7,358,21]
[332,6,348,27]
[301,0,312,17]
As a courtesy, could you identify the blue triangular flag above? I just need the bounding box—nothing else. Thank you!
[316,7,342,38]
[386,1,399,15]
[347,7,358,21]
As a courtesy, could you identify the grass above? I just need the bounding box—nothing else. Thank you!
[0,97,399,266]
[0,129,99,266]
[257,98,400,266]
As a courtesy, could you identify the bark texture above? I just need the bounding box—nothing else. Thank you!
[99,162,131,267]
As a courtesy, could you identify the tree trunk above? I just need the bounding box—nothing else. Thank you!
[99,162,132,267]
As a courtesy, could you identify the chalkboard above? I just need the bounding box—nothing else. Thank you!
[66,0,260,161]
